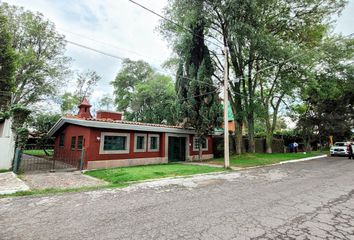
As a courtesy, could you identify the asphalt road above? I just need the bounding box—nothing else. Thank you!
[1,156,354,240]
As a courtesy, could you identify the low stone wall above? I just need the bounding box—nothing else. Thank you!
[87,157,168,170]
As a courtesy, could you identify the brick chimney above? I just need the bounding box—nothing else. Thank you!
[96,110,123,121]
[77,98,92,119]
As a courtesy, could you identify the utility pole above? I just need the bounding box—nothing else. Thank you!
[224,46,230,169]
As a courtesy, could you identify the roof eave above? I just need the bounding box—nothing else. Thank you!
[47,118,196,136]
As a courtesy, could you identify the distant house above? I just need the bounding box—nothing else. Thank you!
[48,99,213,170]
[215,103,237,135]
[0,118,15,170]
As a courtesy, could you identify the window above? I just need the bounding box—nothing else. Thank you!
[193,137,208,151]
[71,136,76,150]
[134,134,146,152]
[77,136,84,150]
[59,134,65,147]
[100,132,130,154]
[148,134,160,151]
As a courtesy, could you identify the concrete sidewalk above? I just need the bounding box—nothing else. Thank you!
[0,172,29,195]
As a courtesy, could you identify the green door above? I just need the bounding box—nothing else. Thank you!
[168,137,186,162]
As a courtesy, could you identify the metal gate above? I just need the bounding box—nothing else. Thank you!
[13,145,84,173]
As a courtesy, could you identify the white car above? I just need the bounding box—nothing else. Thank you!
[330,142,349,156]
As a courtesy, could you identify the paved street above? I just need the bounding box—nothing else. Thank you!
[1,156,354,240]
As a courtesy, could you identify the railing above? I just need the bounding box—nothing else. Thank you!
[13,146,84,173]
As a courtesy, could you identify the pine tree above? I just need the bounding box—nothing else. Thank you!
[175,3,222,159]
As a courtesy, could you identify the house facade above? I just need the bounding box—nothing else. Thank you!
[0,118,15,170]
[48,99,213,170]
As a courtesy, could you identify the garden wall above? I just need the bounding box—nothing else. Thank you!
[213,135,285,158]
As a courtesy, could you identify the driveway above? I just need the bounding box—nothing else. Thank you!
[1,156,354,240]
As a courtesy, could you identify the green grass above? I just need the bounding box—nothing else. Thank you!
[1,163,224,198]
[209,152,325,168]
[0,169,10,173]
[85,163,225,184]
[22,149,53,156]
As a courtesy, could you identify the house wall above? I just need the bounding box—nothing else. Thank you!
[54,124,214,170]
[86,128,167,169]
[0,119,15,170]
[188,135,214,161]
[54,124,91,167]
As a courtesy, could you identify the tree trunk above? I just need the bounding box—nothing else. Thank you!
[234,120,242,154]
[247,113,255,153]
[198,146,202,161]
[265,131,273,154]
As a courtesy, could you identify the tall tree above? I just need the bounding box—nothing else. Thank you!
[0,3,71,106]
[131,74,177,124]
[172,1,222,159]
[161,0,347,153]
[293,36,354,145]
[111,58,153,117]
[97,94,114,111]
[0,11,16,113]
[60,70,101,114]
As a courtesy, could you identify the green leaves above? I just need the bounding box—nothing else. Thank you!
[0,11,16,112]
[0,2,71,106]
[111,59,177,124]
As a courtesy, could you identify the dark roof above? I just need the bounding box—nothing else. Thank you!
[47,117,196,137]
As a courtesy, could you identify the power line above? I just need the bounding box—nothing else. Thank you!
[65,29,354,101]
[60,28,164,64]
[127,0,224,49]
[66,40,125,61]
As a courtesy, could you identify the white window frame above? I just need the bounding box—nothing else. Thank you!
[148,134,160,152]
[134,133,147,152]
[99,132,130,154]
[193,137,208,151]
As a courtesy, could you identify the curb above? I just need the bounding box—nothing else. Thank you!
[185,154,328,171]
[0,172,30,195]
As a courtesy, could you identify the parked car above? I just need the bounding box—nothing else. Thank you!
[330,142,349,156]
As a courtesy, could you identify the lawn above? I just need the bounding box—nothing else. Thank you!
[85,163,224,184]
[209,152,325,168]
[22,149,53,156]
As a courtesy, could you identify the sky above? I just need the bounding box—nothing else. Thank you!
[3,0,354,114]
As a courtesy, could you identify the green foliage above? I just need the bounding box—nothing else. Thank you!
[130,74,177,124]
[111,58,153,113]
[15,127,29,148]
[172,1,222,144]
[160,0,348,153]
[10,104,31,148]
[97,95,114,111]
[28,112,61,134]
[60,92,80,114]
[60,70,101,114]
[293,37,354,142]
[0,11,16,113]
[111,59,177,124]
[0,3,71,106]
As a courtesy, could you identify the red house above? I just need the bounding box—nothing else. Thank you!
[48,99,214,170]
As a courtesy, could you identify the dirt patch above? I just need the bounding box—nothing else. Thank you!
[21,171,107,190]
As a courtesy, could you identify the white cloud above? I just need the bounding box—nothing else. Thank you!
[4,0,171,111]
[4,0,354,116]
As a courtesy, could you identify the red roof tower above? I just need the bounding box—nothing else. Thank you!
[77,98,92,119]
